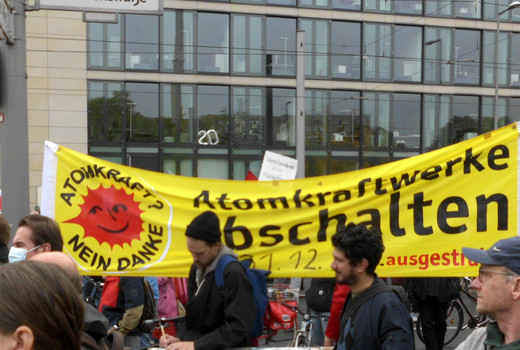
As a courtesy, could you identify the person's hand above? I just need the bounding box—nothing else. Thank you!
[159,334,180,348]
[324,335,334,347]
[165,341,195,350]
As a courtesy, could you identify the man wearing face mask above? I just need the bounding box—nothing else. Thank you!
[8,214,63,263]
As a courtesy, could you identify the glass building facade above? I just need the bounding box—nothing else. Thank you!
[86,0,520,179]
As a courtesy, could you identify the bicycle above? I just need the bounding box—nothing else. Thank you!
[415,277,490,346]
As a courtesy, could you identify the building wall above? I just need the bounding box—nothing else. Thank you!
[26,9,88,208]
[24,1,520,207]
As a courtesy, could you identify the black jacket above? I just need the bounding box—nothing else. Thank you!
[338,276,414,350]
[177,249,256,350]
[406,278,460,303]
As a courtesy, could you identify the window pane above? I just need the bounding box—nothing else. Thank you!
[332,0,360,10]
[198,13,229,73]
[232,15,263,75]
[162,11,194,72]
[364,0,390,12]
[394,0,422,15]
[197,85,229,147]
[266,17,296,76]
[267,0,296,6]
[331,21,361,79]
[301,19,328,78]
[363,92,391,164]
[268,88,295,146]
[394,26,422,82]
[329,90,361,148]
[452,95,479,144]
[198,158,229,179]
[511,33,520,87]
[88,19,123,69]
[424,27,452,84]
[393,93,421,151]
[453,29,480,85]
[423,95,451,151]
[125,83,159,143]
[305,90,328,147]
[455,1,481,18]
[364,23,391,81]
[88,81,123,143]
[162,84,194,144]
[125,15,159,70]
[232,87,264,146]
[425,0,452,17]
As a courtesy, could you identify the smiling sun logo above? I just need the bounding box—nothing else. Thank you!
[65,185,145,248]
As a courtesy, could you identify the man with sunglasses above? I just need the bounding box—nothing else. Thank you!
[456,236,520,349]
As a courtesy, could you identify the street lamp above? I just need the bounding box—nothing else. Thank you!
[494,1,520,130]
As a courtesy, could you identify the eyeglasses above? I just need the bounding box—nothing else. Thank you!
[478,267,517,283]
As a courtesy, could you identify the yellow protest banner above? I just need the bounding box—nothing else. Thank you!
[41,123,520,277]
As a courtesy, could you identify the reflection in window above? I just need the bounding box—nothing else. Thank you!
[266,17,296,76]
[125,83,159,143]
[363,92,391,165]
[481,96,505,133]
[197,85,229,146]
[301,19,328,78]
[394,26,422,82]
[425,0,452,17]
[231,87,264,146]
[455,0,481,18]
[394,0,422,15]
[329,91,361,148]
[299,0,328,8]
[125,15,159,70]
[511,33,520,87]
[364,23,391,81]
[88,16,123,69]
[482,31,507,87]
[424,27,452,84]
[392,93,421,151]
[364,0,390,12]
[423,94,451,151]
[485,1,520,22]
[88,81,124,143]
[267,0,296,6]
[453,30,480,85]
[332,0,360,10]
[507,98,520,124]
[161,11,194,72]
[198,13,229,73]
[331,21,361,79]
[198,157,229,179]
[305,90,328,147]
[452,95,479,144]
[163,154,193,176]
[232,15,263,75]
[162,84,194,144]
[267,88,295,147]
[330,158,358,174]
[305,154,328,177]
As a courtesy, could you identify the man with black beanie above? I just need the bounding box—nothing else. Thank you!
[160,211,255,350]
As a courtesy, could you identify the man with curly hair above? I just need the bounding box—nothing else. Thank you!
[331,224,413,350]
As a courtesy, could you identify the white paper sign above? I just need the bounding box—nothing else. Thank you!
[258,151,297,181]
[38,0,163,14]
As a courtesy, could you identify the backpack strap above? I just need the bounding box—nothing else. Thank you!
[215,254,237,289]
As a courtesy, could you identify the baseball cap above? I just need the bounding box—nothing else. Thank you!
[462,236,520,275]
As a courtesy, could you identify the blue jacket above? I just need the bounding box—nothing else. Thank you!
[338,276,414,350]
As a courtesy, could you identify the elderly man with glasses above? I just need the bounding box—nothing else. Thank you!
[456,236,520,350]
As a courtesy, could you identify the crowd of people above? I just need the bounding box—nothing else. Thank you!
[0,210,519,350]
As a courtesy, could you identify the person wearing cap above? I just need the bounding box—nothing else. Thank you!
[160,211,255,350]
[456,236,520,349]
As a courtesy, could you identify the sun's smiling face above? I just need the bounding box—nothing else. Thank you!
[65,185,144,248]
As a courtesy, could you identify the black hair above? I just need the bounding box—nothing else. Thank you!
[331,223,384,275]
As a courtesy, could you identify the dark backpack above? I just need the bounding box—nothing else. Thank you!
[138,277,158,333]
[215,254,270,338]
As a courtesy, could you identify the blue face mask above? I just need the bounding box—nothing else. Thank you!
[8,245,41,263]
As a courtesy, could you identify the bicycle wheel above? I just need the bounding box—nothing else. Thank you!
[416,300,463,346]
